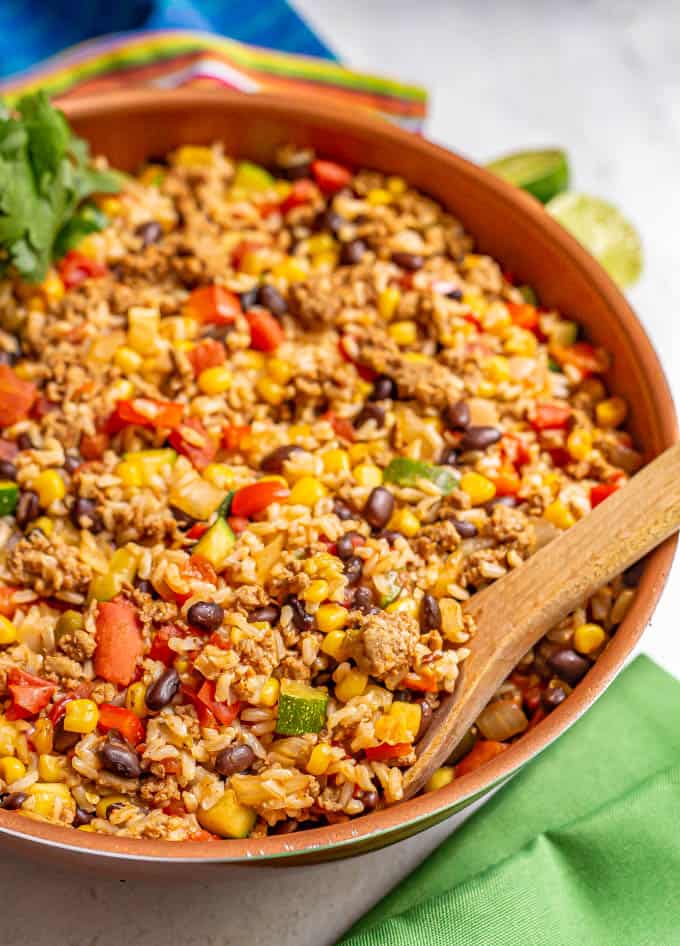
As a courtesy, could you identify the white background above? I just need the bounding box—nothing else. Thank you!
[2,3,679,943]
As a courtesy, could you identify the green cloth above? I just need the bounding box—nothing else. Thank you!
[342,655,680,946]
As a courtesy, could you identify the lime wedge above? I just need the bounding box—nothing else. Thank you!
[486,149,569,203]
[546,192,643,288]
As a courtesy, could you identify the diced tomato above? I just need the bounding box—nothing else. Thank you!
[168,417,216,472]
[455,739,507,777]
[337,336,377,381]
[231,480,290,518]
[183,556,218,587]
[311,159,352,195]
[30,395,58,421]
[183,681,240,727]
[245,309,284,352]
[502,434,531,469]
[187,522,209,540]
[228,516,249,534]
[98,703,145,745]
[58,250,107,289]
[489,466,521,496]
[548,447,571,469]
[523,685,543,714]
[223,425,252,452]
[364,742,412,762]
[0,439,18,461]
[189,829,220,842]
[0,586,18,618]
[531,403,571,430]
[79,431,109,460]
[184,285,241,326]
[107,398,184,434]
[94,600,144,687]
[0,365,38,428]
[402,671,438,693]
[6,668,55,720]
[187,339,226,377]
[324,411,355,443]
[149,624,185,665]
[507,302,539,331]
[551,342,609,376]
[590,482,620,508]
[280,178,317,213]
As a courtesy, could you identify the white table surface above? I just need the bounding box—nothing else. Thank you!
[3,3,679,943]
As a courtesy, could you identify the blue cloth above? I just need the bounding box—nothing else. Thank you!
[0,0,335,79]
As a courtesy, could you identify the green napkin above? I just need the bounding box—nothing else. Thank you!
[341,655,680,946]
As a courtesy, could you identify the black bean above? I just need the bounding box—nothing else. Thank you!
[391,251,424,271]
[248,605,281,625]
[378,529,400,546]
[15,490,40,529]
[547,648,590,686]
[392,689,412,702]
[238,288,259,310]
[451,519,477,539]
[273,818,300,834]
[135,578,156,597]
[72,807,94,827]
[187,601,224,633]
[63,453,81,475]
[459,426,502,451]
[439,447,458,467]
[214,744,255,777]
[445,400,471,430]
[369,374,397,401]
[0,351,17,366]
[258,284,288,316]
[364,487,394,529]
[352,585,374,613]
[446,727,478,766]
[542,686,567,712]
[287,596,314,632]
[70,497,103,533]
[99,739,141,779]
[333,499,354,521]
[17,433,34,451]
[343,556,363,586]
[485,495,518,513]
[169,504,196,530]
[53,719,80,753]
[416,700,433,740]
[1,791,27,810]
[260,444,301,474]
[0,459,17,480]
[317,208,345,235]
[446,288,463,301]
[361,790,379,811]
[420,593,442,632]
[134,220,163,247]
[336,531,360,561]
[354,404,385,429]
[145,667,180,711]
[341,239,367,265]
[624,557,646,588]
[275,146,314,180]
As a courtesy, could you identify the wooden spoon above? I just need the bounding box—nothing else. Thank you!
[403,441,680,799]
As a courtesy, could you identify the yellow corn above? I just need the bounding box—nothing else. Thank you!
[115,460,143,488]
[303,579,329,604]
[31,718,53,755]
[596,396,627,429]
[109,378,136,402]
[27,782,73,819]
[174,656,190,675]
[33,470,66,507]
[306,233,336,255]
[388,320,417,346]
[0,615,17,646]
[125,682,148,718]
[0,719,18,756]
[41,269,65,305]
[241,350,265,371]
[366,188,392,206]
[425,766,455,792]
[378,286,401,321]
[127,306,160,355]
[267,357,294,385]
[271,257,309,283]
[386,597,418,618]
[287,423,311,443]
[173,145,214,167]
[460,471,496,506]
[504,326,538,357]
[311,249,339,271]
[483,355,511,383]
[238,249,269,276]
[33,516,53,536]
[402,352,430,365]
[63,699,99,734]
[335,669,368,703]
[348,442,376,464]
[316,604,348,633]
[198,365,233,395]
[38,754,68,782]
[257,677,280,708]
[256,376,286,406]
[387,176,407,195]
[353,463,383,488]
[567,429,592,460]
[0,756,26,783]
[322,448,350,474]
[114,346,143,374]
[544,499,576,530]
[203,463,235,490]
[388,507,420,538]
[99,196,122,217]
[580,378,607,402]
[476,380,496,398]
[463,291,487,318]
[96,794,129,819]
[573,622,606,655]
[320,630,350,661]
[306,743,334,776]
[288,476,327,507]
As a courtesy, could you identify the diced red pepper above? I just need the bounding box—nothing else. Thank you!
[187,522,209,541]
[245,309,284,352]
[0,586,18,618]
[149,624,185,665]
[98,704,145,745]
[507,302,539,331]
[0,365,38,428]
[168,417,216,472]
[502,434,531,469]
[324,411,355,443]
[338,336,377,381]
[531,403,571,430]
[590,482,620,508]
[0,439,18,461]
[523,685,543,714]
[94,600,144,687]
[489,466,521,497]
[6,668,55,720]
[548,447,572,469]
[107,398,184,434]
[364,742,412,762]
[223,425,252,451]
[228,516,249,534]
[402,671,438,693]
[186,339,226,377]
[184,285,241,326]
[182,681,240,728]
[231,480,290,518]
[280,178,316,213]
[311,159,352,195]
[455,739,507,777]
[79,431,109,460]
[551,342,609,376]
[58,250,108,289]
[527,706,546,731]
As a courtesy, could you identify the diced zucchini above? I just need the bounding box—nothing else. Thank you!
[518,284,537,305]
[0,481,19,517]
[233,160,275,192]
[383,458,458,495]
[217,489,235,519]
[378,569,402,608]
[193,517,236,570]
[90,546,138,602]
[197,788,256,839]
[275,679,329,735]
[548,321,579,348]
[169,468,225,520]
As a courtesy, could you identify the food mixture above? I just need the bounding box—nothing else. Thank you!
[0,137,642,841]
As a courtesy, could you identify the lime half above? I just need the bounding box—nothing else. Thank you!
[546,192,643,288]
[486,149,569,203]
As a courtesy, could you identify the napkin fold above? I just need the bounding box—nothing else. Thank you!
[340,655,680,946]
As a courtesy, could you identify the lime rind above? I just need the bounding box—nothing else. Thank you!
[486,149,569,203]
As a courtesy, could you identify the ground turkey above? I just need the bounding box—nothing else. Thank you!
[7,531,92,597]
[357,610,420,680]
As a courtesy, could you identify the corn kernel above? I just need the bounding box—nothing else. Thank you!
[198,365,233,395]
[483,355,511,383]
[96,794,129,819]
[0,756,26,782]
[99,196,122,217]
[504,326,538,357]
[306,743,334,776]
[303,579,329,604]
[388,508,420,538]
[335,669,368,703]
[378,286,401,321]
[271,257,309,283]
[31,718,53,755]
[573,622,606,655]
[596,396,627,429]
[127,306,160,355]
[38,754,68,782]
[267,357,294,385]
[476,380,496,398]
[460,471,496,506]
[580,378,607,402]
[348,442,375,464]
[425,766,455,792]
[32,516,53,536]
[544,499,576,530]
[567,429,593,460]
[388,320,417,346]
[322,448,350,474]
[353,463,383,489]
[401,352,430,364]
[203,463,235,490]
[367,188,392,206]
[387,176,407,195]
[241,350,265,371]
[462,291,487,318]
[114,346,143,374]
[41,269,65,304]
[312,250,339,271]
[239,249,269,276]
[288,476,327,507]
[306,233,336,255]
[258,677,280,707]
[386,597,418,618]
[126,682,148,718]
[115,460,143,488]
[256,376,286,406]
[33,469,66,508]
[173,145,214,167]
[320,630,350,661]
[287,423,311,443]
[0,615,17,646]
[174,656,190,674]
[316,604,349,633]
[109,378,136,402]
[28,782,74,820]
[63,699,99,734]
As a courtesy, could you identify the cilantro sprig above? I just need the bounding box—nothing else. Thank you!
[0,92,122,283]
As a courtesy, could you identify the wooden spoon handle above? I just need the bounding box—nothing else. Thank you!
[403,441,680,799]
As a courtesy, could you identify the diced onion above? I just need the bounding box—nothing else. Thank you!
[476,699,528,741]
